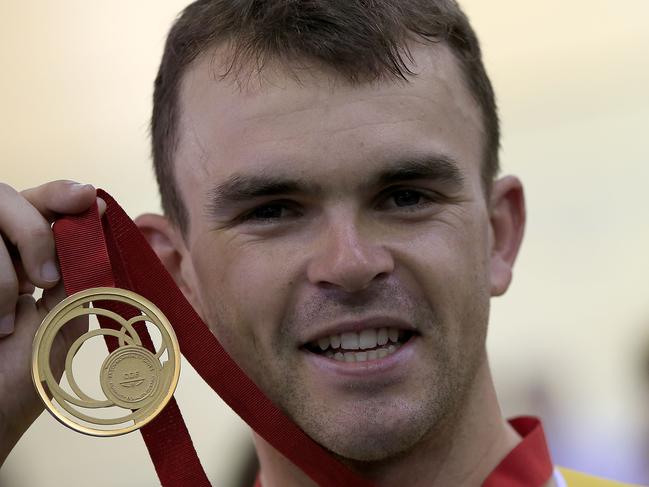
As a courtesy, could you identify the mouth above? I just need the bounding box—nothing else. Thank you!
[303,327,417,363]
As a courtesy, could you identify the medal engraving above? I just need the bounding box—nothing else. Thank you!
[101,346,162,409]
[31,287,181,437]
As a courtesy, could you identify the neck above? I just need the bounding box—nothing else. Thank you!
[253,358,529,487]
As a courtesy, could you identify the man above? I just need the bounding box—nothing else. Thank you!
[0,1,638,485]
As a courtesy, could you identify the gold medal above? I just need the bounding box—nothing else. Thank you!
[31,287,181,437]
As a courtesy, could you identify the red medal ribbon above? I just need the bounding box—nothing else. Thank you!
[52,191,554,487]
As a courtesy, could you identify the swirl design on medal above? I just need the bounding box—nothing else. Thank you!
[32,288,180,436]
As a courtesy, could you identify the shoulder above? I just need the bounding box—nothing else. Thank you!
[558,467,646,487]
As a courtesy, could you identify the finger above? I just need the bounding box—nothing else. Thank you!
[13,293,40,340]
[41,280,67,313]
[21,180,97,221]
[10,294,47,420]
[13,257,36,295]
[0,236,19,337]
[0,184,60,289]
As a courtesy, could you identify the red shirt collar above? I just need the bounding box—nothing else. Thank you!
[254,416,554,487]
[483,416,554,487]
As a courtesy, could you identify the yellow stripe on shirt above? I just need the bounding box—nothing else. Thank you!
[558,467,646,487]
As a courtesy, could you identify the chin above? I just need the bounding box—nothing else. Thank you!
[298,396,449,463]
[330,431,426,463]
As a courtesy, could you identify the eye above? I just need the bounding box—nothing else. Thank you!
[379,188,435,211]
[239,201,300,223]
[391,189,424,207]
[251,204,284,219]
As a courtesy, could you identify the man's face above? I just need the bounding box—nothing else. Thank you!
[174,43,493,461]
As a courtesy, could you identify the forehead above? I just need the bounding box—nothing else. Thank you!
[175,41,484,192]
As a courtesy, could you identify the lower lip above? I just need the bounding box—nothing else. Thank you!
[302,336,418,380]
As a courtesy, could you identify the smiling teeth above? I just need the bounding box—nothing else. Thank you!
[341,332,359,350]
[377,328,388,346]
[316,327,401,352]
[325,343,401,362]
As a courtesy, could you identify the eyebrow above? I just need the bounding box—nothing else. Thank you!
[370,154,464,190]
[205,174,321,216]
[205,153,464,215]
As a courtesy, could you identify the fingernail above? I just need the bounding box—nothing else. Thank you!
[41,260,60,282]
[71,183,94,192]
[0,314,14,337]
[97,197,107,217]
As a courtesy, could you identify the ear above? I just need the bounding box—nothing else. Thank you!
[134,213,201,310]
[488,176,526,296]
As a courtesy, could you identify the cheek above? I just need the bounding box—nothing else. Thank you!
[442,216,491,349]
[395,212,491,337]
[188,236,296,363]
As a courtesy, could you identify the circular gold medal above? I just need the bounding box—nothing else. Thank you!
[31,287,180,437]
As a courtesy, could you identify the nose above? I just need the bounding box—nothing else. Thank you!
[306,216,395,293]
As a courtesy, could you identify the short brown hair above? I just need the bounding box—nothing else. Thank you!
[151,0,499,234]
